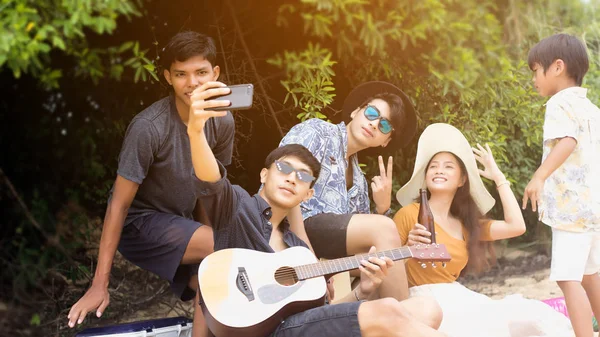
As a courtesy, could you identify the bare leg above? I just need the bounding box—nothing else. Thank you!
[582,273,600,331]
[346,214,409,300]
[397,297,443,330]
[181,226,214,264]
[189,275,209,337]
[358,297,445,337]
[558,281,593,337]
[180,226,214,337]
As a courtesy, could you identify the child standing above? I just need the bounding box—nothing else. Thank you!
[523,33,600,337]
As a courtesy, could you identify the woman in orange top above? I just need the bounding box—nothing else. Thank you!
[393,123,573,337]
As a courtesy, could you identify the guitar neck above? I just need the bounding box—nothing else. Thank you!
[294,247,413,280]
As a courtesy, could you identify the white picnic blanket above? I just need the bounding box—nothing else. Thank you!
[409,282,574,337]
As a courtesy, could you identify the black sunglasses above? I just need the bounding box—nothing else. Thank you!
[275,160,316,183]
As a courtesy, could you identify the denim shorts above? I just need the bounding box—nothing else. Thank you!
[270,301,362,337]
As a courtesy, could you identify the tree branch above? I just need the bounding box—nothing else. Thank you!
[215,24,231,84]
[0,167,75,266]
[225,0,284,137]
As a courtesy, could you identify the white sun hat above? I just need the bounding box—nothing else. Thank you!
[395,123,496,214]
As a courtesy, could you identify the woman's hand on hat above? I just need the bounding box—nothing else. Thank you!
[472,143,504,182]
[407,223,431,246]
[372,156,393,214]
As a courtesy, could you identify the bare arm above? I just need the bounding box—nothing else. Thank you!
[67,175,138,327]
[488,173,526,240]
[95,177,139,285]
[188,82,232,182]
[472,143,525,240]
[287,205,316,254]
[188,129,222,183]
[536,137,578,179]
[522,137,577,211]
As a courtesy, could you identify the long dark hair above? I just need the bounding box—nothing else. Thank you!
[426,152,493,274]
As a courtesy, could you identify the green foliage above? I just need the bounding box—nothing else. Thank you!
[0,0,157,89]
[268,43,337,121]
[273,0,600,226]
[29,313,40,326]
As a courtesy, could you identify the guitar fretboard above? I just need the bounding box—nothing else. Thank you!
[294,247,413,280]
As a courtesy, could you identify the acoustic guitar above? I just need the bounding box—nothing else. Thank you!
[198,244,450,337]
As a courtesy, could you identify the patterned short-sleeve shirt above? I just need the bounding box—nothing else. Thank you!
[279,118,370,219]
[539,87,600,232]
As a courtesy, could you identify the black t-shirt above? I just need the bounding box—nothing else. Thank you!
[114,95,235,225]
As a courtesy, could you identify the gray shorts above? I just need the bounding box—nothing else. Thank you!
[118,212,205,301]
[270,301,362,337]
[304,213,354,259]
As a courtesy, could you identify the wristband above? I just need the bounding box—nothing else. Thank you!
[496,181,510,189]
[381,208,392,217]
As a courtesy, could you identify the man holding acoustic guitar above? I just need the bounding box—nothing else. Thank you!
[187,81,447,337]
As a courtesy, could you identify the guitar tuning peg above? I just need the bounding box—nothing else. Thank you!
[442,262,447,268]
[420,263,427,269]
[431,262,437,269]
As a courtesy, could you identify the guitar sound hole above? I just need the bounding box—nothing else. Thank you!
[274,266,298,286]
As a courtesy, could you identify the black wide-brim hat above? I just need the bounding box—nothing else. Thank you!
[342,81,417,149]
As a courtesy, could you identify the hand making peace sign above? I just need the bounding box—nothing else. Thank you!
[371,156,393,215]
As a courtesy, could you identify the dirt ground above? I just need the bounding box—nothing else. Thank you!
[461,247,599,337]
[460,245,562,300]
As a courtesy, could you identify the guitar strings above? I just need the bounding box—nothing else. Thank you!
[275,251,410,278]
[225,248,433,281]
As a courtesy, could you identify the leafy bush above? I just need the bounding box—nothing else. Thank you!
[271,0,600,238]
[0,0,157,89]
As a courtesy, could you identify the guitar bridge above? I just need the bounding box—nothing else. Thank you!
[236,267,254,302]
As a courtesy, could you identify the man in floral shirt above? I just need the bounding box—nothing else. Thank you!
[280,81,417,301]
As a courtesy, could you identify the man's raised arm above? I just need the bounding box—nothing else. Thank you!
[187,82,231,182]
[187,82,241,230]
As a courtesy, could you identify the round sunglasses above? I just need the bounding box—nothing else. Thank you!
[363,105,394,135]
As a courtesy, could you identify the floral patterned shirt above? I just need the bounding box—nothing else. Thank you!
[539,87,600,232]
[279,118,370,219]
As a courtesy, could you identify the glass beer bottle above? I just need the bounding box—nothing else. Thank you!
[418,188,436,244]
